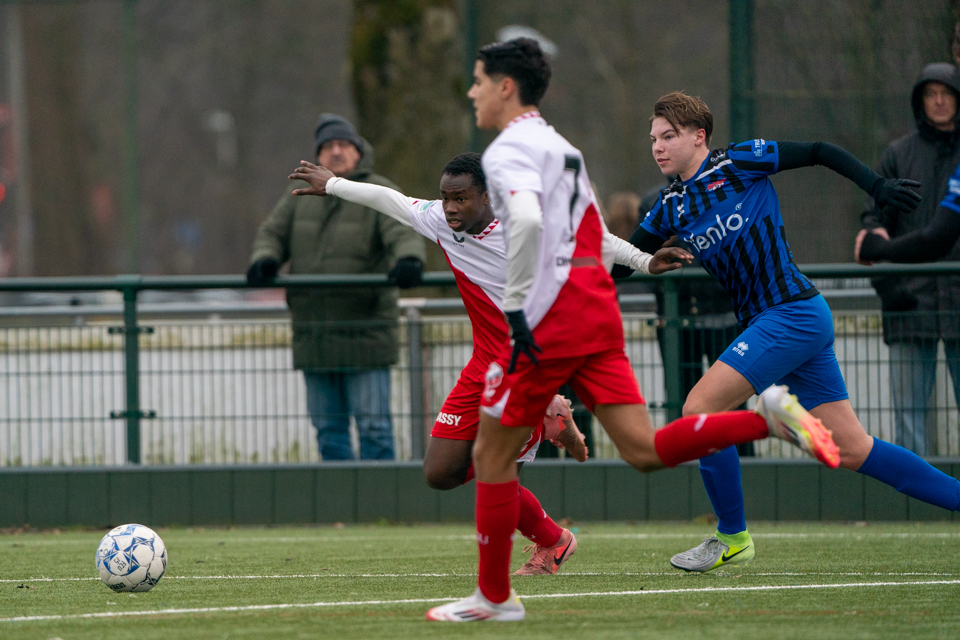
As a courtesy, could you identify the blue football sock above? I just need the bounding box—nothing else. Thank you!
[857,438,960,511]
[699,446,747,535]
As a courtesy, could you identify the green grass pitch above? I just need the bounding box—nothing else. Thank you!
[2,522,959,639]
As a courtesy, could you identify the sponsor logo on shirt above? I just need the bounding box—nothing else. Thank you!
[436,412,463,426]
[452,232,465,244]
[683,211,746,250]
[733,341,749,356]
[555,256,600,268]
[753,139,766,157]
[419,200,433,212]
[707,178,727,192]
[949,178,960,196]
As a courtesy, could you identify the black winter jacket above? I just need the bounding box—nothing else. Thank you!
[862,62,960,343]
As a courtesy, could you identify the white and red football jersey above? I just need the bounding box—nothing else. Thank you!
[405,199,509,365]
[481,112,624,359]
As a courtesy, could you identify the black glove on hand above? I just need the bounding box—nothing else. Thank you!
[388,256,423,289]
[872,178,921,214]
[858,231,886,263]
[246,257,280,286]
[505,310,542,374]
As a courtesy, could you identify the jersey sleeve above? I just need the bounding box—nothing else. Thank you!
[406,199,445,243]
[727,139,780,177]
[638,198,672,239]
[941,162,960,214]
[482,140,544,203]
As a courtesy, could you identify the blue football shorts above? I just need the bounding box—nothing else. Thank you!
[717,294,848,409]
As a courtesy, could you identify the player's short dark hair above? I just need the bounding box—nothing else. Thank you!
[651,91,714,145]
[477,38,551,107]
[442,152,486,192]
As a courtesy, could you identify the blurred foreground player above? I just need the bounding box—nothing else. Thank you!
[290,151,689,574]
[426,39,841,622]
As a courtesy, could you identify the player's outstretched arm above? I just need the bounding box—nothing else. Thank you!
[288,161,416,227]
[777,141,921,215]
[857,205,960,263]
[602,232,692,275]
[610,225,668,279]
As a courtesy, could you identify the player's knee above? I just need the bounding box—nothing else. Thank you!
[620,448,662,473]
[838,440,872,471]
[682,391,721,416]
[423,469,461,491]
[422,459,465,491]
[681,398,703,417]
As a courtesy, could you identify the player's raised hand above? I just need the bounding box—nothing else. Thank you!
[289,161,336,196]
[873,178,921,214]
[505,310,542,374]
[648,246,694,275]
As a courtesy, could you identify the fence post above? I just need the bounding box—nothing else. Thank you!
[405,306,426,459]
[730,0,755,142]
[121,282,142,464]
[661,278,682,421]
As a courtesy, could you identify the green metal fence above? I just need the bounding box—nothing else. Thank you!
[0,264,958,467]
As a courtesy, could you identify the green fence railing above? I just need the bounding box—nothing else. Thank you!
[0,262,958,466]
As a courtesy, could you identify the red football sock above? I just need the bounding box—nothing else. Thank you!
[476,480,520,604]
[654,411,769,468]
[516,485,562,547]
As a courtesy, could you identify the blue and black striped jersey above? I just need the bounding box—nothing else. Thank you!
[640,139,818,325]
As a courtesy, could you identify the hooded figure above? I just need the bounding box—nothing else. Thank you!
[905,63,960,155]
[861,62,960,455]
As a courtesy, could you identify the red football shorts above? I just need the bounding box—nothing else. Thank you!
[480,348,644,427]
[431,357,544,461]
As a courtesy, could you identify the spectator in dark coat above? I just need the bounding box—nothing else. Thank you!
[247,114,427,460]
[859,63,960,455]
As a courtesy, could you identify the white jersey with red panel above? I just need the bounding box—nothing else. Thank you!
[481,113,623,359]
[406,198,509,365]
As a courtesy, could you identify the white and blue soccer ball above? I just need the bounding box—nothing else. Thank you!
[95,524,167,592]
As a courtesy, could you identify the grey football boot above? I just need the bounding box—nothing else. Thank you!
[669,534,755,573]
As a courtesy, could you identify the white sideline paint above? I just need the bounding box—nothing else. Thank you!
[3,579,959,623]
[588,532,960,540]
[2,570,956,583]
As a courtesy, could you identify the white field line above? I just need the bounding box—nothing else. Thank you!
[4,531,960,546]
[3,579,959,623]
[2,570,957,584]
[589,532,960,539]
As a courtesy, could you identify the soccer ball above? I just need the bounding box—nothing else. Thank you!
[95,524,167,592]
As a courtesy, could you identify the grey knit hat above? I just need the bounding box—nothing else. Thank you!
[314,113,363,157]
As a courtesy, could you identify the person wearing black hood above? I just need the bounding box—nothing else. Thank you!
[856,63,960,456]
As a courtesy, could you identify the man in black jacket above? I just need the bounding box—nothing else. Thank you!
[860,62,960,456]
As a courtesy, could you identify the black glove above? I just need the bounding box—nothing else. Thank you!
[872,178,921,215]
[388,256,423,289]
[505,310,542,374]
[246,257,280,286]
[858,230,887,263]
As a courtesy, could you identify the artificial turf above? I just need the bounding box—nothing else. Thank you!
[2,522,958,639]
